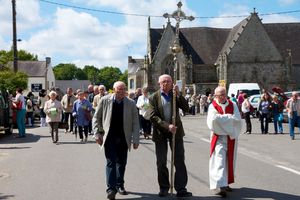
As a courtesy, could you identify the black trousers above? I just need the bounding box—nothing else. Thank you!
[78,125,88,139]
[64,112,74,132]
[244,112,252,133]
[154,136,188,192]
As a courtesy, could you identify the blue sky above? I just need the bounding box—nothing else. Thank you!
[1,0,300,72]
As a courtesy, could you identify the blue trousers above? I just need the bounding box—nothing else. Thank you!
[289,111,300,138]
[273,113,283,133]
[104,136,128,192]
[16,109,26,136]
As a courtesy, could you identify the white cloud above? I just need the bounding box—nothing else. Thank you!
[261,14,300,23]
[207,4,249,28]
[278,0,298,6]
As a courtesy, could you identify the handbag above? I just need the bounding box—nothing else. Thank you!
[85,111,93,121]
[58,122,69,129]
[278,113,283,122]
[12,101,22,110]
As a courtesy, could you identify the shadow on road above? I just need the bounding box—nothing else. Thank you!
[128,187,300,200]
[0,193,15,200]
[0,133,42,145]
[222,187,300,200]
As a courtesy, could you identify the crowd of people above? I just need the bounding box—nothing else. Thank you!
[8,77,300,199]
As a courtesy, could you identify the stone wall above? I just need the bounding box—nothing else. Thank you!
[227,62,287,90]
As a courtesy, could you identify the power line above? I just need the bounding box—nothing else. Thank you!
[39,0,300,19]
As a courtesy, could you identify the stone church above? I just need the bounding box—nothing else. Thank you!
[128,12,300,95]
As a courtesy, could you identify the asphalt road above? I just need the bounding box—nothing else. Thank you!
[0,115,299,200]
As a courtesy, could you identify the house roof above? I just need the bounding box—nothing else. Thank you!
[8,61,48,77]
[128,57,144,74]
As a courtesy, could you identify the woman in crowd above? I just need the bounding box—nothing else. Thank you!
[38,89,48,127]
[136,87,152,139]
[258,93,271,134]
[271,95,284,134]
[72,91,92,143]
[241,93,252,134]
[44,91,62,144]
[26,92,35,127]
[13,88,26,138]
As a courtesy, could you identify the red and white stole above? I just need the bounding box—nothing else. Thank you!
[210,99,235,184]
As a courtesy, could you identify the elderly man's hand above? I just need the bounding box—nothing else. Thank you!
[173,84,180,96]
[168,124,177,134]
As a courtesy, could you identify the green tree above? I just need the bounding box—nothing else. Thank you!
[98,66,122,90]
[53,63,87,80]
[0,70,28,92]
[0,49,37,65]
[83,65,100,84]
[119,69,128,86]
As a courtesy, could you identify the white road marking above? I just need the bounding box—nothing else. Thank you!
[276,165,300,176]
[187,132,300,176]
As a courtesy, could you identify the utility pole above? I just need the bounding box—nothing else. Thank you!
[12,0,18,72]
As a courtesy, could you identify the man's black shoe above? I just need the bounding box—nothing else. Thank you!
[117,187,128,195]
[158,189,168,197]
[215,188,227,198]
[176,190,193,197]
[107,190,116,200]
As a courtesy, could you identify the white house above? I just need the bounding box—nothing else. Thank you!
[10,57,55,95]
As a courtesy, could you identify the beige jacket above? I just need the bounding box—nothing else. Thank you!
[44,99,63,122]
[61,94,77,113]
[286,98,300,118]
[92,94,140,150]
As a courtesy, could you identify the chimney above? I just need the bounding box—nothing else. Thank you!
[45,57,51,66]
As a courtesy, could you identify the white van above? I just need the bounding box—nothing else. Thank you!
[228,83,261,98]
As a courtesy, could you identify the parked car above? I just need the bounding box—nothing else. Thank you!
[0,90,14,135]
[249,94,261,118]
[228,83,261,98]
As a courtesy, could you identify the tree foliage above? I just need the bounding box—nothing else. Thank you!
[53,63,87,80]
[83,65,100,84]
[0,70,28,92]
[0,49,38,68]
[98,66,123,90]
[119,69,128,86]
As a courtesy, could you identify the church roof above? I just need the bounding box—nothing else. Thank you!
[179,27,230,64]
[264,23,300,64]
[149,17,300,65]
[220,16,250,55]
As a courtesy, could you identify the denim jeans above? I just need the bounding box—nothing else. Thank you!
[273,113,283,133]
[288,111,300,138]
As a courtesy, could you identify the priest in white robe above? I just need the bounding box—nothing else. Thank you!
[207,86,242,197]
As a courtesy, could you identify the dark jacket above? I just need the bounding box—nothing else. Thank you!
[149,90,189,142]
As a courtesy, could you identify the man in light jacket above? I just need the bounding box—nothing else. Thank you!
[93,81,140,200]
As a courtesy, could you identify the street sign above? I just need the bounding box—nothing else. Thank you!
[31,83,42,92]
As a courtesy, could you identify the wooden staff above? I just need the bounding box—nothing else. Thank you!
[170,57,178,195]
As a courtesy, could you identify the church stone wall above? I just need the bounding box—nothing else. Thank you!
[227,62,287,90]
[193,64,218,83]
